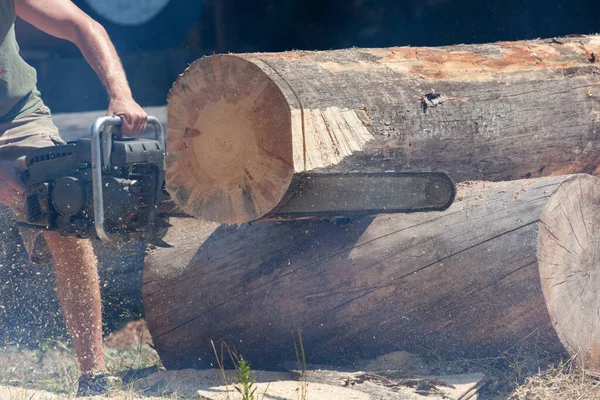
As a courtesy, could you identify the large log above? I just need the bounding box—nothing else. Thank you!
[166,35,600,224]
[143,174,600,371]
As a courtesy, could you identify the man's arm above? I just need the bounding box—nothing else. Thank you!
[15,0,147,135]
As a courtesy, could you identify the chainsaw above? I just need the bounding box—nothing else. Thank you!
[18,115,173,247]
[17,116,456,246]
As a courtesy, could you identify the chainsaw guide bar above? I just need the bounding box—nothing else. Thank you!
[260,171,456,221]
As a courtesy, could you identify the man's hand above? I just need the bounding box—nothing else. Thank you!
[108,97,148,136]
[0,161,25,209]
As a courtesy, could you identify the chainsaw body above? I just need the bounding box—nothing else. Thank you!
[19,116,171,246]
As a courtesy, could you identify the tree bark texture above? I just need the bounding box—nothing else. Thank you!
[143,174,600,372]
[166,35,600,224]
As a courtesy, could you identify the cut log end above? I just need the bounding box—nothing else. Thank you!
[166,55,295,224]
[538,174,600,370]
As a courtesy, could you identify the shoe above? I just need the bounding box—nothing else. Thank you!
[76,372,120,397]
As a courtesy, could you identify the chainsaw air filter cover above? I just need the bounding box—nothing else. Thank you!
[52,176,85,217]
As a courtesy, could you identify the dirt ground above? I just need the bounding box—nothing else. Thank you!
[1,319,599,399]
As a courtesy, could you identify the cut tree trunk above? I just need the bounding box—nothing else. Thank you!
[143,174,600,372]
[166,35,600,224]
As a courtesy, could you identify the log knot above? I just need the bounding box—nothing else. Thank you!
[421,90,447,113]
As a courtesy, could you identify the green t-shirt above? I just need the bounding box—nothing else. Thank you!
[0,0,42,122]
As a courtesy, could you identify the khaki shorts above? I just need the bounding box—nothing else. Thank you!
[0,105,66,163]
[0,105,66,259]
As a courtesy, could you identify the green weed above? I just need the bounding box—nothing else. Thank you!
[234,358,257,400]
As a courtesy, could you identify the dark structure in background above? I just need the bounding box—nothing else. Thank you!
[15,0,600,113]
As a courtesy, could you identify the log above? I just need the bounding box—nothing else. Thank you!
[143,173,600,371]
[166,35,600,224]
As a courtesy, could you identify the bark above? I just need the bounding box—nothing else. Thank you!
[143,174,600,372]
[166,35,600,224]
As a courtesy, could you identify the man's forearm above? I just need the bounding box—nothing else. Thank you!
[71,20,132,102]
[70,20,147,134]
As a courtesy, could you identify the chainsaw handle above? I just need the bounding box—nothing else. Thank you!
[93,115,165,141]
[90,115,165,243]
[146,116,166,169]
[92,115,166,167]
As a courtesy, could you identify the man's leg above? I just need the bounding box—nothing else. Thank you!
[44,231,106,374]
[0,106,111,394]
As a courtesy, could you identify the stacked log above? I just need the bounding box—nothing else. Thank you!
[144,175,600,370]
[143,35,600,371]
[165,35,600,223]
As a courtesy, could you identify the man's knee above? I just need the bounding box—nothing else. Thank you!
[0,159,26,208]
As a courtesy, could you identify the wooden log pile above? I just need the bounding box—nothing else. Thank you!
[143,35,600,371]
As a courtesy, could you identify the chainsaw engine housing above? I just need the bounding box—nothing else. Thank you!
[20,136,170,245]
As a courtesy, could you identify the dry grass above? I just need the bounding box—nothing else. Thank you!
[0,340,78,395]
[3,347,600,399]
[291,328,307,400]
[3,321,600,399]
[508,360,600,400]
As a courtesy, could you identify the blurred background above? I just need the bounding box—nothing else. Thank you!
[15,0,600,113]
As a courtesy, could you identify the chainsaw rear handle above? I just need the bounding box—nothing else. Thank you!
[90,115,165,242]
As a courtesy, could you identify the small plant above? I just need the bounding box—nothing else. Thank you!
[212,340,269,400]
[234,358,257,400]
